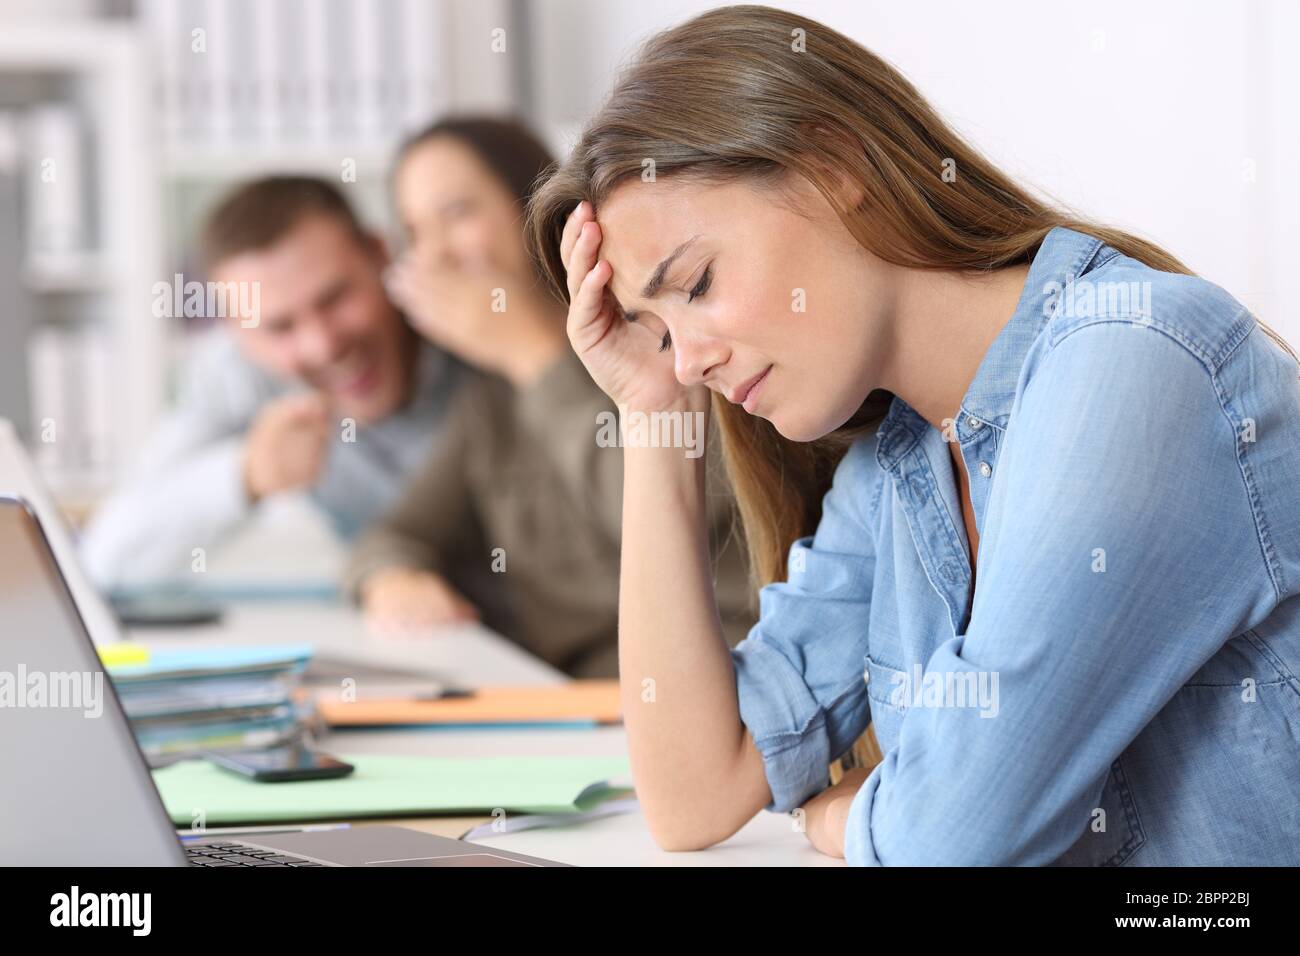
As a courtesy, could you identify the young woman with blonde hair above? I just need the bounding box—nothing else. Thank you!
[526,5,1300,864]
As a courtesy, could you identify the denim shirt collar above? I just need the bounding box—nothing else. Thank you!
[875,226,1118,473]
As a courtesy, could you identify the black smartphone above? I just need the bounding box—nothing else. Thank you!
[111,595,223,628]
[205,745,355,782]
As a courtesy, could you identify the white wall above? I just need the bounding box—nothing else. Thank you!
[527,0,1299,343]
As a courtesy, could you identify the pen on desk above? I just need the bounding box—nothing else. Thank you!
[414,686,474,700]
[346,684,476,701]
[177,823,352,840]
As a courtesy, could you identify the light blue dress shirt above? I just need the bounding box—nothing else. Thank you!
[731,226,1300,865]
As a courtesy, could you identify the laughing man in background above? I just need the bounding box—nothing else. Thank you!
[79,176,464,590]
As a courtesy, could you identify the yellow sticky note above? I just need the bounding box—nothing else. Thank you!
[98,643,151,668]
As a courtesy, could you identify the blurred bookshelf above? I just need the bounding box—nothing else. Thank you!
[0,0,519,514]
[0,17,164,513]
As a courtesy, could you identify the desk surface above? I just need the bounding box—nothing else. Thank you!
[130,601,837,867]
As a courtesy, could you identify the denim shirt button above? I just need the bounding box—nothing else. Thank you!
[967,416,982,429]
[862,666,871,686]
[978,460,992,478]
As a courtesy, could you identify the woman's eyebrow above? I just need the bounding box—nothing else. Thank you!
[622,234,701,324]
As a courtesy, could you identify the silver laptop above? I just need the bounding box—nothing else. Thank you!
[0,493,565,867]
[0,419,122,648]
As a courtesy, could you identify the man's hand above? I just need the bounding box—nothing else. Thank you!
[799,767,871,858]
[242,392,331,502]
[360,567,479,634]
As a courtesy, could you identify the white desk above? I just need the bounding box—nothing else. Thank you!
[129,601,839,867]
[129,600,563,687]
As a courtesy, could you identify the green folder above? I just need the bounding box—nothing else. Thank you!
[154,754,633,826]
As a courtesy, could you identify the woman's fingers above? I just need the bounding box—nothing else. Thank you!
[386,263,422,308]
[558,200,593,273]
[567,258,612,348]
[391,269,451,336]
[566,220,606,304]
[564,212,602,298]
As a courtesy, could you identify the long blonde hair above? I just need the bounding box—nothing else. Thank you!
[526,3,1296,593]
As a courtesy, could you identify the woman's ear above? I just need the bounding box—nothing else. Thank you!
[800,122,868,212]
[827,165,868,213]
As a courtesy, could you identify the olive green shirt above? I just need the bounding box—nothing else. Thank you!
[344,349,756,677]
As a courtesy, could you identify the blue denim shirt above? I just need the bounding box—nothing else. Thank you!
[731,226,1300,865]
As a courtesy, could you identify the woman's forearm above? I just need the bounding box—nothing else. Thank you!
[618,428,771,849]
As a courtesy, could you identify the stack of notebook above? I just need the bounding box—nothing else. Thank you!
[103,644,313,764]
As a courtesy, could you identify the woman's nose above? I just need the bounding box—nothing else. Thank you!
[673,335,729,388]
[412,233,453,270]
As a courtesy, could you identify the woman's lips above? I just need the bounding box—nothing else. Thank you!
[739,365,771,413]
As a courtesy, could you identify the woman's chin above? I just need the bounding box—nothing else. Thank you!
[768,410,835,443]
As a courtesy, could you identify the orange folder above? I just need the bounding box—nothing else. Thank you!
[315,680,623,727]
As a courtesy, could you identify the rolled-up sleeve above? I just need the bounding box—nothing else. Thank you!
[730,437,880,812]
[844,321,1278,865]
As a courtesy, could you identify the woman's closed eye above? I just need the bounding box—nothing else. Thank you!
[688,264,712,303]
[658,264,713,352]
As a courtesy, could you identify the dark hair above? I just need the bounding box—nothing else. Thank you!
[395,116,555,208]
[201,175,369,271]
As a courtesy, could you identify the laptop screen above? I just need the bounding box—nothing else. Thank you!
[0,497,184,866]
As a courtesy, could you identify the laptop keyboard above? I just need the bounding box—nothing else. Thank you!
[185,840,325,866]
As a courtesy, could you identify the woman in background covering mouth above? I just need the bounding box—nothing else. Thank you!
[345,116,756,678]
